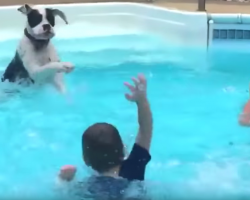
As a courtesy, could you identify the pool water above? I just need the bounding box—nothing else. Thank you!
[0,34,250,199]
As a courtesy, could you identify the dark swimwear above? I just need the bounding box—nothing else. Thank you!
[75,144,151,200]
[119,143,151,181]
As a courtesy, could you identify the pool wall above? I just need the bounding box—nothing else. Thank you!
[208,13,250,51]
[0,2,249,51]
[0,3,208,46]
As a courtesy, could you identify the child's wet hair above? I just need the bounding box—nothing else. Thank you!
[82,122,124,173]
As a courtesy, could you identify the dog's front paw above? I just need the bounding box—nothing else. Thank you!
[58,62,74,73]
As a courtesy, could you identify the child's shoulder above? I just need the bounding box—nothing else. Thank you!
[119,143,151,181]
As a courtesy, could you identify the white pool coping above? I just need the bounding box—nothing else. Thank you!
[0,2,249,50]
[0,2,207,47]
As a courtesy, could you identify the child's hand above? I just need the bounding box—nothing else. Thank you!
[239,100,250,126]
[239,113,250,126]
[124,74,147,103]
[59,165,77,182]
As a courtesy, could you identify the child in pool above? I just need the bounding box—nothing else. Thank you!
[58,74,153,184]
[239,84,250,126]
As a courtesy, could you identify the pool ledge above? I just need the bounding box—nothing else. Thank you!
[0,2,207,47]
[0,2,250,49]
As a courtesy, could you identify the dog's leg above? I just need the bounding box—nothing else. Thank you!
[30,62,62,79]
[53,72,66,93]
[29,62,73,82]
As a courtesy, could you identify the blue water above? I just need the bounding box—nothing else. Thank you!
[1,34,250,199]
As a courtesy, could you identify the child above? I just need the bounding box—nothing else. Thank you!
[239,100,250,126]
[239,84,250,126]
[58,74,153,183]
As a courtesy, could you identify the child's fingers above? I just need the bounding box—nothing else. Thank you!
[131,77,139,86]
[125,93,133,101]
[138,74,146,84]
[61,165,76,170]
[124,82,135,92]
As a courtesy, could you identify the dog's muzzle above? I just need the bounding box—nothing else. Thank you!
[43,24,51,32]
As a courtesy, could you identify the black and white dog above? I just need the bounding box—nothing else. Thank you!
[1,4,74,93]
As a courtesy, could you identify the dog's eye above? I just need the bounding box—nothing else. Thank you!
[47,14,55,27]
[27,10,43,28]
[46,9,55,27]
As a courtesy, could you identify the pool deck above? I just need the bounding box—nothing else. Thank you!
[154,1,250,14]
[1,0,250,14]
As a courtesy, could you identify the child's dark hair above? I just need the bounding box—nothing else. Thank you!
[82,123,125,173]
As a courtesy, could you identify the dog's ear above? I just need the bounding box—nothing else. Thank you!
[52,9,68,24]
[18,4,32,15]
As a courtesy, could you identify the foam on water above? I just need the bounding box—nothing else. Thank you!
[0,29,250,199]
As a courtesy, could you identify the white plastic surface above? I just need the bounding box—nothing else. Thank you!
[208,13,250,50]
[0,2,208,47]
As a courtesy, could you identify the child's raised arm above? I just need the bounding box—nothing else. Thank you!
[124,74,153,151]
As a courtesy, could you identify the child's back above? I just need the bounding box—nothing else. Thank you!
[75,176,129,200]
[59,74,153,199]
[74,176,147,200]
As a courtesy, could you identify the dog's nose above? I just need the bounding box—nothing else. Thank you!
[43,24,51,32]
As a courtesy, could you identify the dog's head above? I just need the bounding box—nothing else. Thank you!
[18,4,68,40]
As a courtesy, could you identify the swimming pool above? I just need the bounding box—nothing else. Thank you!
[0,2,250,200]
[0,32,250,199]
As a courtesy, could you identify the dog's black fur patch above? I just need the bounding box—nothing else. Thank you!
[1,51,34,85]
[27,8,55,28]
[45,9,55,27]
[27,9,42,28]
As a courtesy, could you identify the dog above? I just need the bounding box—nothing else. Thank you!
[1,4,74,93]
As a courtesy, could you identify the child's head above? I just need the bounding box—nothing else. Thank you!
[82,123,125,173]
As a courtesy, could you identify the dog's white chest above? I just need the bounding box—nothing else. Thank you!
[35,48,57,66]
[18,36,59,68]
[16,36,61,84]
